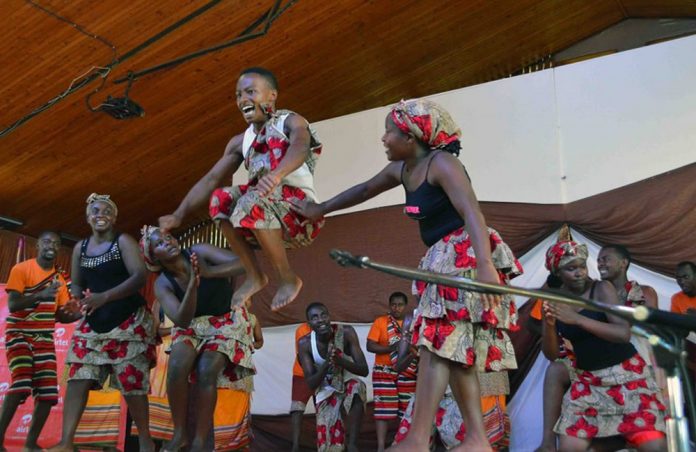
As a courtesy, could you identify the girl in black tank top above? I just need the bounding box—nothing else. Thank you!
[541,240,666,450]
[142,227,253,450]
[143,228,244,328]
[291,99,522,450]
[61,193,156,451]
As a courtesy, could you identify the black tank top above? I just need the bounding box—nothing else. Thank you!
[556,282,636,370]
[162,250,232,318]
[79,234,145,333]
[403,152,465,246]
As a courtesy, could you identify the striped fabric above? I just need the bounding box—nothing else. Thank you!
[213,389,252,451]
[5,331,58,402]
[74,389,123,449]
[6,270,62,334]
[372,365,399,420]
[145,396,175,440]
[482,395,510,449]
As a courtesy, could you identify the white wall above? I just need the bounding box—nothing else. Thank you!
[303,34,696,214]
[555,35,696,201]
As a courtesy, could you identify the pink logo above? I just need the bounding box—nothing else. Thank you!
[404,206,420,214]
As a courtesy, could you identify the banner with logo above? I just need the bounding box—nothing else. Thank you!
[0,284,75,448]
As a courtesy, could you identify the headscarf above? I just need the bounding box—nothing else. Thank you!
[545,240,589,274]
[85,193,118,217]
[389,99,461,152]
[139,225,162,272]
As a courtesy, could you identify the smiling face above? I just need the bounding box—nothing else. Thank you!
[597,247,627,281]
[36,231,61,264]
[306,304,331,336]
[149,229,182,265]
[86,201,116,233]
[381,115,416,161]
[236,73,277,125]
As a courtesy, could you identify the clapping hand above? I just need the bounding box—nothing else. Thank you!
[80,289,109,316]
[38,280,60,302]
[189,252,201,287]
[543,300,582,325]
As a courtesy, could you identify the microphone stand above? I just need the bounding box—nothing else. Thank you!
[329,249,696,452]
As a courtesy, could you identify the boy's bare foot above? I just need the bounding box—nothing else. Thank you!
[271,276,303,311]
[231,274,269,307]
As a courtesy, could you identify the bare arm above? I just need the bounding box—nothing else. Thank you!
[366,340,394,355]
[546,281,631,343]
[541,310,561,361]
[252,316,264,349]
[430,152,500,307]
[338,326,369,377]
[291,162,402,220]
[642,286,659,309]
[160,136,244,229]
[70,241,85,299]
[7,286,55,313]
[154,272,198,328]
[191,243,245,279]
[298,337,331,390]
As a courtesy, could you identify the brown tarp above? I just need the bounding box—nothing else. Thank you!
[2,163,694,326]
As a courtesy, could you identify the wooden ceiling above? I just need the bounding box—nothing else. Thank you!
[1,0,695,240]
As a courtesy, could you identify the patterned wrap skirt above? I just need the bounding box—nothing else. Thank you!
[67,307,157,395]
[411,227,522,372]
[209,185,323,250]
[554,353,667,440]
[169,310,256,388]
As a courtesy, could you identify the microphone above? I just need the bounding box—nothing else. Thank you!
[632,306,696,335]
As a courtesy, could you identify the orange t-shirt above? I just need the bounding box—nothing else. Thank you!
[5,258,70,333]
[293,323,312,377]
[368,315,403,367]
[671,292,696,315]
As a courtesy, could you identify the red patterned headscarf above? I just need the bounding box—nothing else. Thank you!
[390,99,461,151]
[545,240,588,273]
[139,225,162,273]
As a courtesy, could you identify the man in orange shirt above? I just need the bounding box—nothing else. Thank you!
[290,322,312,452]
[670,261,696,384]
[366,291,416,452]
[0,231,79,451]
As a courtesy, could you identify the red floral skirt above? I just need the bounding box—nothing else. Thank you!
[209,183,323,249]
[412,227,522,371]
[169,309,255,388]
[555,353,666,440]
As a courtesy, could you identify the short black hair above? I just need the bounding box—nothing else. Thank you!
[38,230,60,241]
[677,261,696,273]
[389,291,408,304]
[239,67,278,90]
[305,301,328,319]
[602,244,632,270]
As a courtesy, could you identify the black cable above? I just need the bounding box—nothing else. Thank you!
[1,0,226,138]
[26,0,120,64]
[113,0,296,83]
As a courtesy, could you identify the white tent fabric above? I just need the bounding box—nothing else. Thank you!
[249,228,681,451]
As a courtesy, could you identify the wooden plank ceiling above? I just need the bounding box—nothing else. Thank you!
[1,0,695,239]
